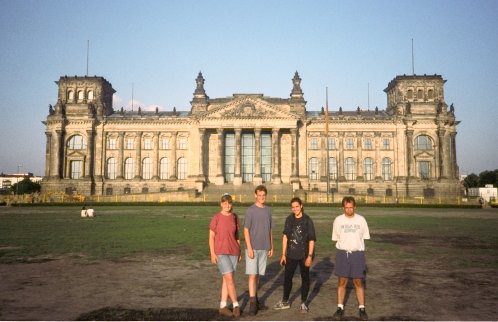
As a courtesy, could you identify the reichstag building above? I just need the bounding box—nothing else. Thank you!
[41,72,461,197]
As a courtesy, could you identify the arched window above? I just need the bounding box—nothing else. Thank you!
[77,90,84,101]
[142,158,152,179]
[309,157,319,181]
[345,157,356,180]
[364,158,374,180]
[407,89,413,100]
[415,135,433,150]
[417,89,423,99]
[427,89,433,99]
[106,158,117,179]
[67,90,74,101]
[177,157,187,180]
[87,90,94,101]
[67,135,86,150]
[160,158,169,179]
[328,157,337,180]
[124,158,134,180]
[382,158,392,180]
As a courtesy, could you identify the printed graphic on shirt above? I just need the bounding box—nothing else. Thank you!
[341,224,361,234]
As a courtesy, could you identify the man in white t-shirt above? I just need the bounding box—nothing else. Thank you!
[331,196,370,321]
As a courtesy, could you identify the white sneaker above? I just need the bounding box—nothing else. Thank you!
[300,302,309,313]
[273,300,291,310]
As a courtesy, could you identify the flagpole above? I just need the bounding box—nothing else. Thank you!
[325,87,330,202]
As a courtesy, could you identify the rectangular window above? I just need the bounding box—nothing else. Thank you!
[345,138,354,150]
[224,133,235,183]
[126,138,134,150]
[418,161,431,179]
[383,139,390,149]
[161,138,169,149]
[310,137,319,150]
[144,138,152,150]
[364,138,373,150]
[241,133,255,182]
[108,138,116,150]
[328,157,337,180]
[328,137,336,150]
[178,137,187,150]
[70,160,83,179]
[261,133,272,182]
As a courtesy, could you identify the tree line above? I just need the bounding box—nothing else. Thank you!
[463,169,498,189]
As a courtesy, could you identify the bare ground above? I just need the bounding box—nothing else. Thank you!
[1,244,497,321]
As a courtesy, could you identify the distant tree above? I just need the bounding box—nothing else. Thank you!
[479,169,498,187]
[10,178,41,194]
[463,173,479,189]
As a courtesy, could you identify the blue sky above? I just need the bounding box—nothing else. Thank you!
[0,0,497,176]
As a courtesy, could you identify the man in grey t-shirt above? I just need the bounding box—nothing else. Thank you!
[244,185,273,316]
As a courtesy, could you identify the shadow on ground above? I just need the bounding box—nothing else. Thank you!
[77,306,232,321]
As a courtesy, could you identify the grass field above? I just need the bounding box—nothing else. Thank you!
[1,205,497,320]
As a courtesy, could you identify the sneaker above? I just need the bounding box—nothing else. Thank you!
[273,300,291,310]
[332,307,344,320]
[359,308,368,321]
[219,307,233,317]
[248,301,258,316]
[300,302,309,313]
[233,306,241,317]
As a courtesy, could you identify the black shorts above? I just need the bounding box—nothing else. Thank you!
[334,249,366,278]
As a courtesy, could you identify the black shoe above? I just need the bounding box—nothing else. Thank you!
[332,307,344,320]
[256,298,268,311]
[248,301,258,316]
[359,308,368,321]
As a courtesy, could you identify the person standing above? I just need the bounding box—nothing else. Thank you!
[209,194,241,317]
[244,185,273,316]
[332,196,370,321]
[273,197,316,313]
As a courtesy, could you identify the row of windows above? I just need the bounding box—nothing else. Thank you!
[67,90,94,101]
[107,137,188,150]
[309,135,434,151]
[309,157,393,181]
[105,157,187,180]
[406,88,434,100]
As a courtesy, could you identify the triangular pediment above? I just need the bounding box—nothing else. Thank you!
[414,150,434,158]
[200,96,298,120]
[67,150,86,157]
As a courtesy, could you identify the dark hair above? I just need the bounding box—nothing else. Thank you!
[221,194,233,203]
[342,196,356,207]
[254,185,267,195]
[290,197,302,206]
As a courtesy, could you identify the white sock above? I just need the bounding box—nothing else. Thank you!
[359,305,365,309]
[220,301,227,309]
[338,304,344,310]
[233,302,239,308]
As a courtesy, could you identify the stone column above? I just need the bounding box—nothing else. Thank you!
[357,132,364,180]
[55,129,64,179]
[437,127,447,179]
[85,129,94,179]
[198,128,205,179]
[233,129,242,185]
[272,128,281,184]
[338,132,345,181]
[450,132,458,179]
[320,132,328,181]
[170,132,177,180]
[45,132,52,177]
[374,132,382,180]
[134,131,143,179]
[215,128,224,185]
[406,129,414,178]
[254,128,263,184]
[290,128,299,180]
[117,132,124,179]
[152,132,160,180]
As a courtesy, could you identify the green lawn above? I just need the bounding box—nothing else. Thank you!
[1,206,497,268]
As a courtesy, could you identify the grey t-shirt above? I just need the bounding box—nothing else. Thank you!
[244,204,272,250]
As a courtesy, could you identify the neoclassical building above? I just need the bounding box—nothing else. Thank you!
[41,72,461,198]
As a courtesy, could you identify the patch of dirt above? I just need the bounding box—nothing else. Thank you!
[0,252,497,320]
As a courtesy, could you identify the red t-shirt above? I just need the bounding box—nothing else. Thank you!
[209,212,240,256]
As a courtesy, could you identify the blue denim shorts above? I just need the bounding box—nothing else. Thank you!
[334,249,366,278]
[245,249,268,276]
[217,255,238,275]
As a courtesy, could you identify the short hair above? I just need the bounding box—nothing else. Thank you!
[342,196,356,207]
[290,197,302,206]
[254,185,267,195]
[221,194,233,203]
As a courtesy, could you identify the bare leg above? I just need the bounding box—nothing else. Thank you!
[248,274,258,297]
[353,278,365,306]
[221,277,228,303]
[337,277,348,305]
[223,272,238,304]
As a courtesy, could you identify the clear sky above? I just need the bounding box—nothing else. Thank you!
[0,0,497,176]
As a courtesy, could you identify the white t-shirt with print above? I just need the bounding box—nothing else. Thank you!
[332,213,370,251]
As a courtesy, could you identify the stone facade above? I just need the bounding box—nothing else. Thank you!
[41,72,462,198]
